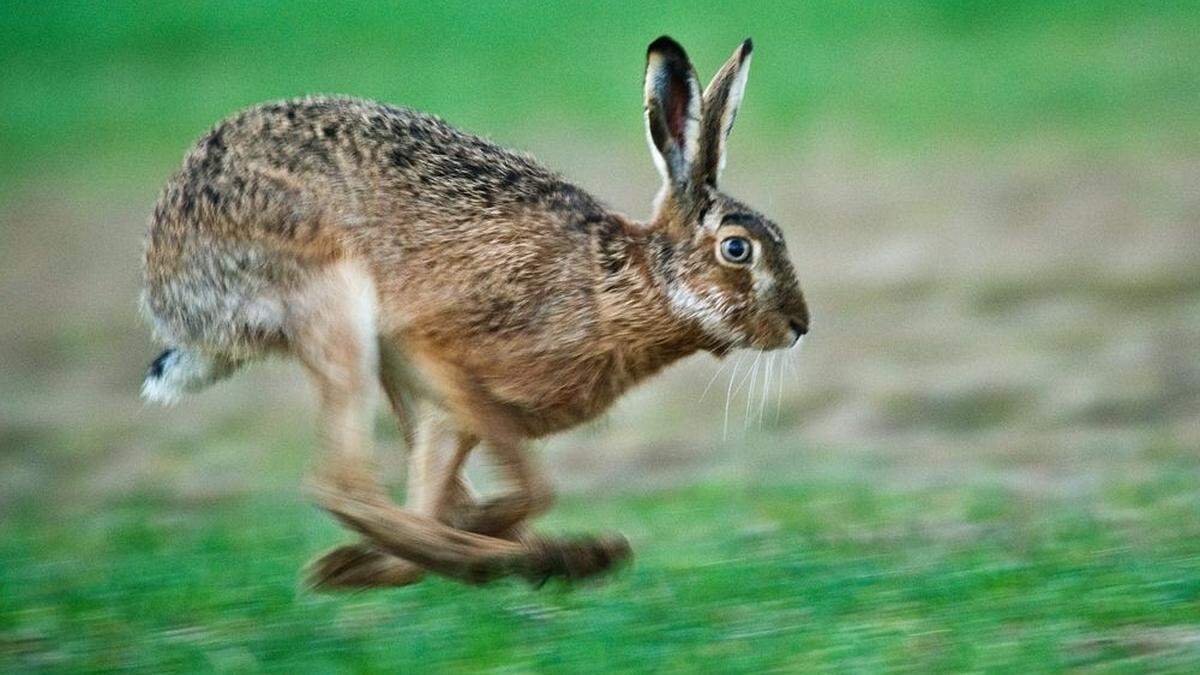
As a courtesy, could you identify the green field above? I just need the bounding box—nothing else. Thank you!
[2,1,1199,672]
[6,466,1200,671]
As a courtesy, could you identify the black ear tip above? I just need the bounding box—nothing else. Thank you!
[740,38,754,58]
[648,35,688,60]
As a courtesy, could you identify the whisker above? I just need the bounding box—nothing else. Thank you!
[722,352,745,441]
[784,347,799,381]
[768,353,779,425]
[730,350,759,400]
[743,352,761,430]
[775,351,787,423]
[758,353,773,427]
[699,352,734,402]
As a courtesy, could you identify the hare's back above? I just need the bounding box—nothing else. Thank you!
[144,96,604,352]
[160,96,603,233]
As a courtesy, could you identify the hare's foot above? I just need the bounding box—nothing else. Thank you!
[310,472,542,585]
[304,504,633,583]
[306,474,540,591]
[517,532,633,586]
[306,498,539,591]
[450,491,553,540]
[308,531,630,590]
[306,542,425,590]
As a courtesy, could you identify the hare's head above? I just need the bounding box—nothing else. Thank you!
[642,36,808,353]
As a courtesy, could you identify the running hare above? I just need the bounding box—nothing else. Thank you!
[141,36,808,588]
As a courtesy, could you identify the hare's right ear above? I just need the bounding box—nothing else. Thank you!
[643,36,701,191]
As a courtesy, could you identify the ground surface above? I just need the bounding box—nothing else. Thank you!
[2,2,1199,672]
[5,472,1200,671]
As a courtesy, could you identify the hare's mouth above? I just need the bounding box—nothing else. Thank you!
[755,318,806,351]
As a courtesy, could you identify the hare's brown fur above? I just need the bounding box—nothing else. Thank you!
[142,36,808,588]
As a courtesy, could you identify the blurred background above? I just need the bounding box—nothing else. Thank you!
[2,1,1198,670]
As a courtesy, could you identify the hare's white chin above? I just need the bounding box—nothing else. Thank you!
[667,284,744,345]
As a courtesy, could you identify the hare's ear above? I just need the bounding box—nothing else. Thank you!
[696,38,753,188]
[644,36,702,190]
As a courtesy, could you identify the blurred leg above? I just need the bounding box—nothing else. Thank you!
[294,263,533,587]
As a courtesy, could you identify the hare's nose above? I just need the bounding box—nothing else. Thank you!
[788,318,808,339]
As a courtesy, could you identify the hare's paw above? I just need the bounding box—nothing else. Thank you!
[306,542,425,591]
[451,497,528,539]
[450,487,555,539]
[518,533,632,586]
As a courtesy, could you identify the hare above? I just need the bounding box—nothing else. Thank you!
[141,35,808,589]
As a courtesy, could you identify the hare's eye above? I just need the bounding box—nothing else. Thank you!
[719,236,752,264]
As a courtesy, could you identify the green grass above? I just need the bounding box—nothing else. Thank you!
[5,468,1200,672]
[3,4,1199,671]
[2,0,1199,185]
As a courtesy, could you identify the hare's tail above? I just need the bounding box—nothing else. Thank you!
[141,347,241,405]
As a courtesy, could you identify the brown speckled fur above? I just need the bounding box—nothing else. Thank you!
[142,36,808,588]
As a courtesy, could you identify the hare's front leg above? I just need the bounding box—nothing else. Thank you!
[448,435,554,536]
[437,369,633,582]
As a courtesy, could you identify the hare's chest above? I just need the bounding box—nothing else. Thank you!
[480,352,631,437]
[523,360,628,432]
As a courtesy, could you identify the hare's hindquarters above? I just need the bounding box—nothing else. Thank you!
[140,231,307,404]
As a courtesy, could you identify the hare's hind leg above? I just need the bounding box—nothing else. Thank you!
[309,340,486,590]
[291,260,555,585]
[310,346,538,590]
[308,399,481,590]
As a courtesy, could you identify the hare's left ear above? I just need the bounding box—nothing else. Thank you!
[644,36,702,190]
[695,39,753,188]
